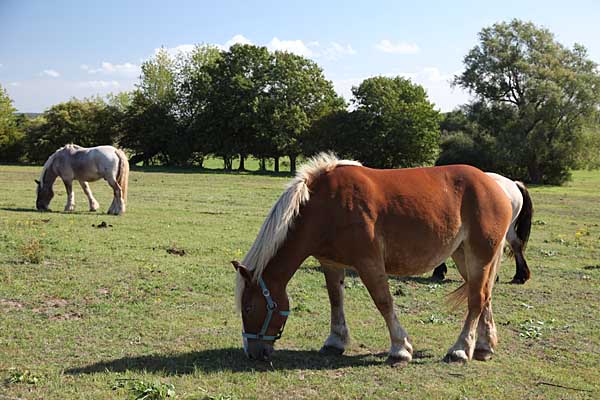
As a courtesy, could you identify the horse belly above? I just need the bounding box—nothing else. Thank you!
[382,234,462,276]
[380,212,464,276]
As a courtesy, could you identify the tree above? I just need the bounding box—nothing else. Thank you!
[261,51,345,172]
[24,97,121,163]
[455,19,600,184]
[435,107,498,171]
[176,44,222,167]
[120,48,179,165]
[0,84,25,163]
[204,44,272,170]
[349,76,440,168]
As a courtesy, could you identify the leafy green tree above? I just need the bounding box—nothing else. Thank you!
[24,97,120,163]
[436,107,498,170]
[349,76,440,168]
[455,19,600,184]
[203,44,272,170]
[176,44,222,166]
[0,84,25,162]
[120,49,180,165]
[261,51,345,172]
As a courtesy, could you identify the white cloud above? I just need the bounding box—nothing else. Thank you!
[79,80,121,89]
[41,69,60,78]
[330,67,468,112]
[375,40,420,54]
[223,34,253,49]
[83,62,140,77]
[267,37,314,57]
[320,42,356,60]
[9,82,21,87]
[155,44,196,58]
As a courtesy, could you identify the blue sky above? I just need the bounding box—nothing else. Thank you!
[2,0,600,112]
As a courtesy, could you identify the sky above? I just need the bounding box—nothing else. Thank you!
[2,0,600,113]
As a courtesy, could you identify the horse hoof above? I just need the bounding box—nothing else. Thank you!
[443,350,468,364]
[510,277,527,284]
[473,348,494,361]
[386,355,410,367]
[319,345,344,356]
[430,274,445,282]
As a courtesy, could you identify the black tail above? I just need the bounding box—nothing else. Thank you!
[514,181,533,251]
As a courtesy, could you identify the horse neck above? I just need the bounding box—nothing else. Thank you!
[42,163,58,188]
[260,229,311,294]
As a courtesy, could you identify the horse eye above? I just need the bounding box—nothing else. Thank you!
[244,306,253,314]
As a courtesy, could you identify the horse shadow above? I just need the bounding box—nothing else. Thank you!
[65,347,437,376]
[0,207,41,213]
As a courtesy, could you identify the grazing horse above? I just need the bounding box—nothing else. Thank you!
[233,153,512,364]
[431,172,533,284]
[35,144,129,215]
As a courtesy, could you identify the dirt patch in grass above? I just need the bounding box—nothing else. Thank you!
[0,298,24,310]
[166,245,186,256]
[92,221,112,228]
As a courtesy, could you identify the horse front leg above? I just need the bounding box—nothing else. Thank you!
[79,181,99,211]
[358,264,413,364]
[319,265,350,355]
[63,180,75,212]
[106,176,124,215]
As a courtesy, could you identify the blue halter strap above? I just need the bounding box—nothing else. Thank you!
[242,277,291,341]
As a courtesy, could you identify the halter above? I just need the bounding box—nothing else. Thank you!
[242,277,291,341]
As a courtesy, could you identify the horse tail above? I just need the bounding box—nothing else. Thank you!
[115,149,129,204]
[514,181,533,252]
[446,241,504,310]
[446,283,468,310]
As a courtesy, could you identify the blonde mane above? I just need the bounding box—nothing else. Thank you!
[235,152,361,310]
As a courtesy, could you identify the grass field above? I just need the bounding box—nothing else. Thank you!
[1,164,599,399]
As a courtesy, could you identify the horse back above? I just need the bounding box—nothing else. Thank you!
[305,164,512,274]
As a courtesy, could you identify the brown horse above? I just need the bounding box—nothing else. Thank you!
[431,172,534,284]
[233,153,512,364]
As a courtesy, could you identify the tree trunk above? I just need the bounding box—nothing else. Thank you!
[274,157,280,173]
[238,154,246,171]
[527,160,542,184]
[224,156,232,171]
[259,158,266,171]
[289,155,297,174]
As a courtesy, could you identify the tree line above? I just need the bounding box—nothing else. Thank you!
[2,19,600,183]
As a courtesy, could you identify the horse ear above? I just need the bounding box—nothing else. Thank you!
[34,179,40,185]
[232,261,252,282]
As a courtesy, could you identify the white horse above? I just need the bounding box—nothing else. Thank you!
[432,172,533,283]
[35,144,129,215]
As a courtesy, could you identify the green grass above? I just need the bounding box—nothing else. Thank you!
[1,165,599,399]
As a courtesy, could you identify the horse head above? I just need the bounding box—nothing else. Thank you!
[35,179,54,211]
[233,261,290,361]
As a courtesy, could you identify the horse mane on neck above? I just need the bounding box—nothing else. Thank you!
[38,146,66,189]
[235,152,361,310]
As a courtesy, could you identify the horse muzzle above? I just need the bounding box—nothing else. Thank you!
[245,339,275,361]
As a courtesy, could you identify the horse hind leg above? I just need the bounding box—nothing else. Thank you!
[474,301,497,361]
[445,247,501,363]
[319,264,350,355]
[509,234,530,284]
[79,181,99,211]
[357,261,412,364]
[106,176,124,215]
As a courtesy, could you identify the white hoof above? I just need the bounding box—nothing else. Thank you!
[444,349,469,363]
